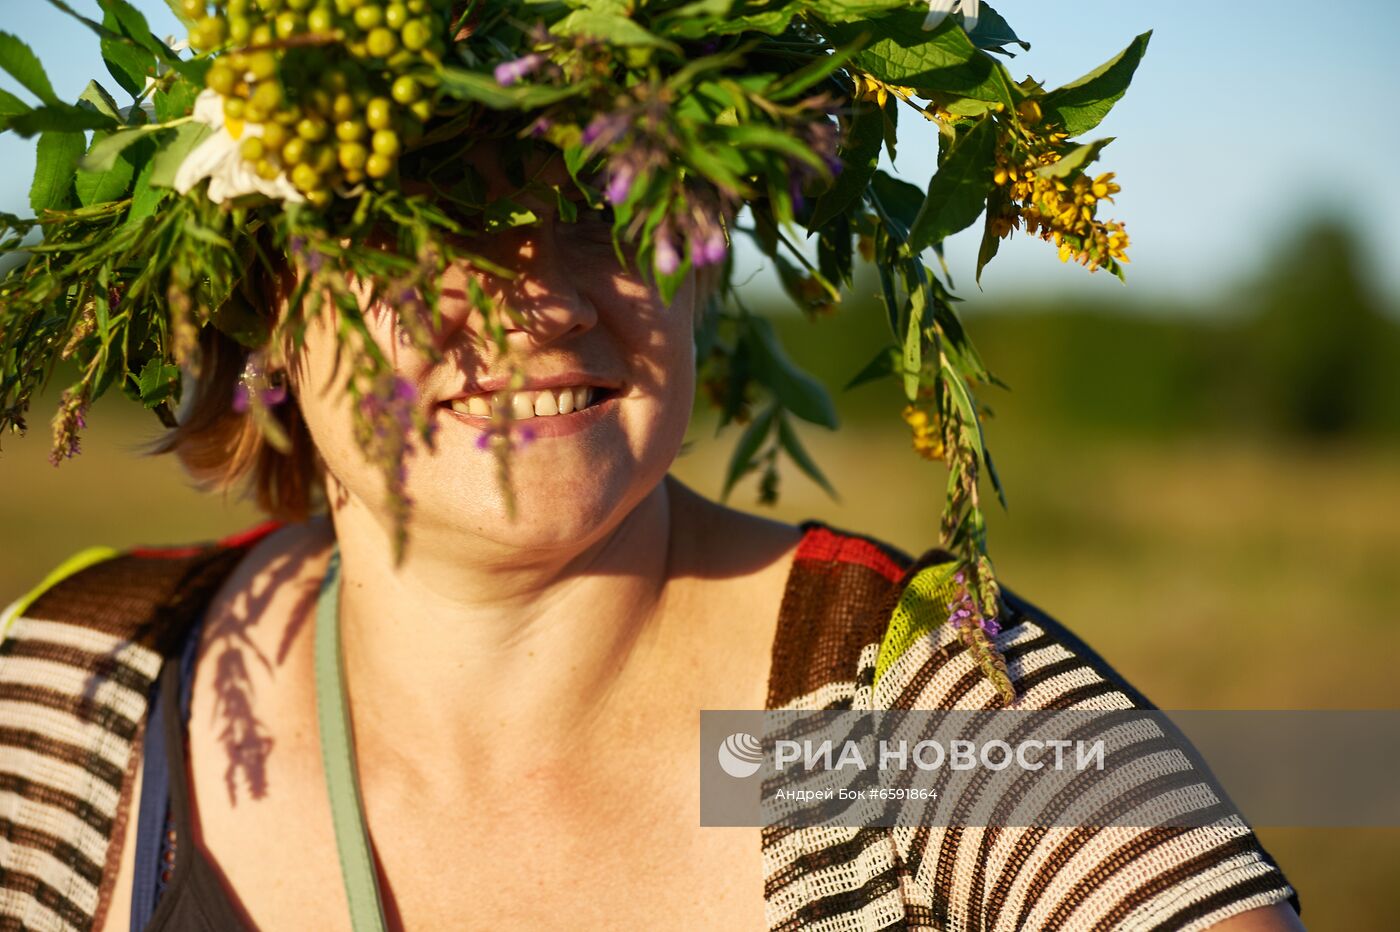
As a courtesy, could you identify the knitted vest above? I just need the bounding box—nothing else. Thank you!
[0,522,277,931]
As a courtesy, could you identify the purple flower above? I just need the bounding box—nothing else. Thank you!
[947,569,1000,637]
[493,53,544,87]
[260,384,287,407]
[702,231,728,265]
[606,161,635,206]
[232,383,250,414]
[654,221,680,276]
[582,111,631,149]
[789,175,806,215]
[475,430,491,451]
[527,116,553,138]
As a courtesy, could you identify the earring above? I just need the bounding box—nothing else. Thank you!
[234,351,287,413]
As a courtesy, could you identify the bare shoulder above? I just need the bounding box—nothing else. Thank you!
[202,516,335,652]
[191,516,336,743]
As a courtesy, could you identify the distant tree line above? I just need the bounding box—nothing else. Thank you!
[765,218,1400,441]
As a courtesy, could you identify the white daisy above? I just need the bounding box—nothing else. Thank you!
[173,88,304,204]
[923,0,980,32]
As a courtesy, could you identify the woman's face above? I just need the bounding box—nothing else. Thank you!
[288,149,700,554]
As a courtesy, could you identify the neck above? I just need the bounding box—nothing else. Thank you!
[323,477,686,766]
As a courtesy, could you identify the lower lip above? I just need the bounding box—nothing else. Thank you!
[438,393,621,440]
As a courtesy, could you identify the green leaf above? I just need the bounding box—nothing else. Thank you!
[0,87,28,121]
[123,157,164,227]
[745,315,839,428]
[154,78,196,122]
[75,131,139,205]
[903,265,930,398]
[5,103,120,136]
[148,120,211,188]
[904,114,997,256]
[659,1,796,39]
[816,213,853,288]
[868,170,924,242]
[805,0,911,22]
[78,80,121,120]
[104,0,201,83]
[1033,136,1114,179]
[1042,31,1151,137]
[974,195,1003,283]
[721,402,777,500]
[29,131,85,213]
[766,40,861,101]
[134,357,181,408]
[967,3,1029,53]
[843,344,898,391]
[552,10,677,49]
[776,413,837,499]
[724,123,829,171]
[80,122,174,172]
[99,3,157,97]
[830,12,1014,108]
[436,68,584,109]
[0,32,60,105]
[807,100,884,232]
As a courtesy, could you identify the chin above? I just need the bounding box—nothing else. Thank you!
[400,454,657,554]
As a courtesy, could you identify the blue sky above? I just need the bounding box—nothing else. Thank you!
[3,1,1397,306]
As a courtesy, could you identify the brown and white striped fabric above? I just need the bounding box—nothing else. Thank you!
[0,527,271,931]
[765,521,1300,931]
[0,519,1299,930]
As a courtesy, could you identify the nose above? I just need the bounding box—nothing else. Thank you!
[456,221,599,348]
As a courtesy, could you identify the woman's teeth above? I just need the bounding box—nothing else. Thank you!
[449,386,596,419]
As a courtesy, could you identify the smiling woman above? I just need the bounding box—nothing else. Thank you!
[2,140,1303,928]
[0,1,1306,930]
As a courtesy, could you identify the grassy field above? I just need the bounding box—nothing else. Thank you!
[2,397,1397,929]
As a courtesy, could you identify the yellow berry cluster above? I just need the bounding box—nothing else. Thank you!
[988,99,1131,272]
[185,0,450,204]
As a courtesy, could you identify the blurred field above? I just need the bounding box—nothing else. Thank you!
[3,218,1398,928]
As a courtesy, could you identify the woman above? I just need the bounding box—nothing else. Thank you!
[1,143,1304,930]
[0,2,1304,928]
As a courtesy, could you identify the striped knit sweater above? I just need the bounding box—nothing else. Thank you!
[0,519,1299,931]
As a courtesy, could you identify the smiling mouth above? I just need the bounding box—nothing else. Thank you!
[437,385,622,420]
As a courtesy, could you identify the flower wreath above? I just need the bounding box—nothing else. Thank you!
[0,0,1149,704]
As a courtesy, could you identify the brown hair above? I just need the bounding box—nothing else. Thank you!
[146,248,325,521]
[151,246,726,520]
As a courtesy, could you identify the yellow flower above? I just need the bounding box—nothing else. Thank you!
[857,233,876,262]
[901,404,945,461]
[851,73,916,109]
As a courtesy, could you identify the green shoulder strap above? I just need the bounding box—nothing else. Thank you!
[315,544,391,932]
